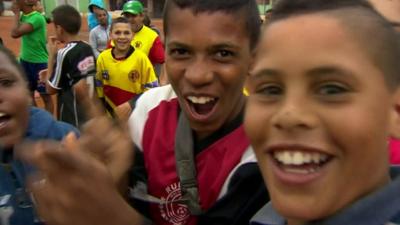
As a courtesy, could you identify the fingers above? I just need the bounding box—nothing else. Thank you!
[83,94,107,119]
[16,141,84,181]
[62,131,79,152]
[115,102,133,122]
[38,69,48,83]
[49,36,57,44]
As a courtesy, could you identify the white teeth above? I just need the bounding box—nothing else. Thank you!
[273,151,329,166]
[187,96,215,104]
[284,167,319,174]
[292,152,304,165]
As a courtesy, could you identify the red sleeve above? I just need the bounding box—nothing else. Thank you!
[148,36,165,64]
[106,39,113,49]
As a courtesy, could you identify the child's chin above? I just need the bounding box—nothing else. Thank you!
[276,200,333,224]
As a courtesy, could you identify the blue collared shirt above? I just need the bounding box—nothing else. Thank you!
[250,167,400,225]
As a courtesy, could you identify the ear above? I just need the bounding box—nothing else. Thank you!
[389,88,400,139]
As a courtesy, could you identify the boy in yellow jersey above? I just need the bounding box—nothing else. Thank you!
[112,1,166,120]
[121,1,165,67]
[96,17,158,117]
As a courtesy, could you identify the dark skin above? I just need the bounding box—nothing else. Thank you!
[18,99,142,225]
[18,5,255,225]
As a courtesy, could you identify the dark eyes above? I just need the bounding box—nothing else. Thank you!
[168,48,235,61]
[169,48,188,56]
[252,82,350,101]
[114,31,131,35]
[0,78,16,88]
[216,50,234,58]
[255,84,283,96]
[317,83,349,95]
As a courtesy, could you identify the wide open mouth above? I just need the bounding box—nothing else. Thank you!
[0,112,11,126]
[186,96,219,117]
[272,150,333,175]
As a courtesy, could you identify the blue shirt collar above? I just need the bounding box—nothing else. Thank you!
[251,166,400,225]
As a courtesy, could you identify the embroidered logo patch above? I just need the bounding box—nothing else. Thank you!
[77,56,95,74]
[159,182,190,225]
[135,41,143,49]
[102,70,110,80]
[128,70,140,82]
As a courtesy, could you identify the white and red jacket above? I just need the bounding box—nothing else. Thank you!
[129,85,268,225]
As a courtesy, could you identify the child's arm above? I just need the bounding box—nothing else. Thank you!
[73,79,91,103]
[142,57,159,91]
[10,4,33,38]
[44,37,62,95]
[89,30,101,58]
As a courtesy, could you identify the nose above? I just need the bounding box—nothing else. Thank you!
[184,57,214,87]
[271,96,317,132]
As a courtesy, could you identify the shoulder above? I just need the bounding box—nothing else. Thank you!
[129,85,177,147]
[131,48,149,60]
[57,42,78,57]
[26,107,79,141]
[67,41,95,58]
[141,26,158,39]
[89,26,99,35]
[98,48,112,59]
[133,85,177,113]
[77,41,93,50]
[22,11,45,25]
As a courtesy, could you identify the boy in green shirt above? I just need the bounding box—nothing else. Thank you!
[11,0,53,113]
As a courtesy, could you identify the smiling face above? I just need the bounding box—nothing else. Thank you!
[165,7,251,139]
[245,14,397,223]
[110,22,133,54]
[0,51,30,149]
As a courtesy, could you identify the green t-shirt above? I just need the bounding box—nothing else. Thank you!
[20,11,48,63]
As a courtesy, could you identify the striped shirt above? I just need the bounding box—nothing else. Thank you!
[48,41,96,128]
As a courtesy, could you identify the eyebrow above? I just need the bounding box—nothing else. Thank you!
[250,68,282,80]
[166,42,239,51]
[306,66,354,77]
[0,70,18,79]
[209,43,240,50]
[250,66,353,79]
[167,41,188,47]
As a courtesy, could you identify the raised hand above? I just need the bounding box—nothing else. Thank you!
[16,99,139,225]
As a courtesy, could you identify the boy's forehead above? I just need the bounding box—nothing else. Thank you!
[258,14,366,64]
[266,14,342,39]
[166,7,247,36]
[112,22,131,30]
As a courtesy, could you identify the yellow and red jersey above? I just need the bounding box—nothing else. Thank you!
[108,25,165,64]
[96,47,158,115]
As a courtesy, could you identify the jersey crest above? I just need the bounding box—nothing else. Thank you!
[159,182,190,225]
[128,70,140,83]
[135,41,143,49]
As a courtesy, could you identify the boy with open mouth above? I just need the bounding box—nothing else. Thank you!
[245,0,400,224]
